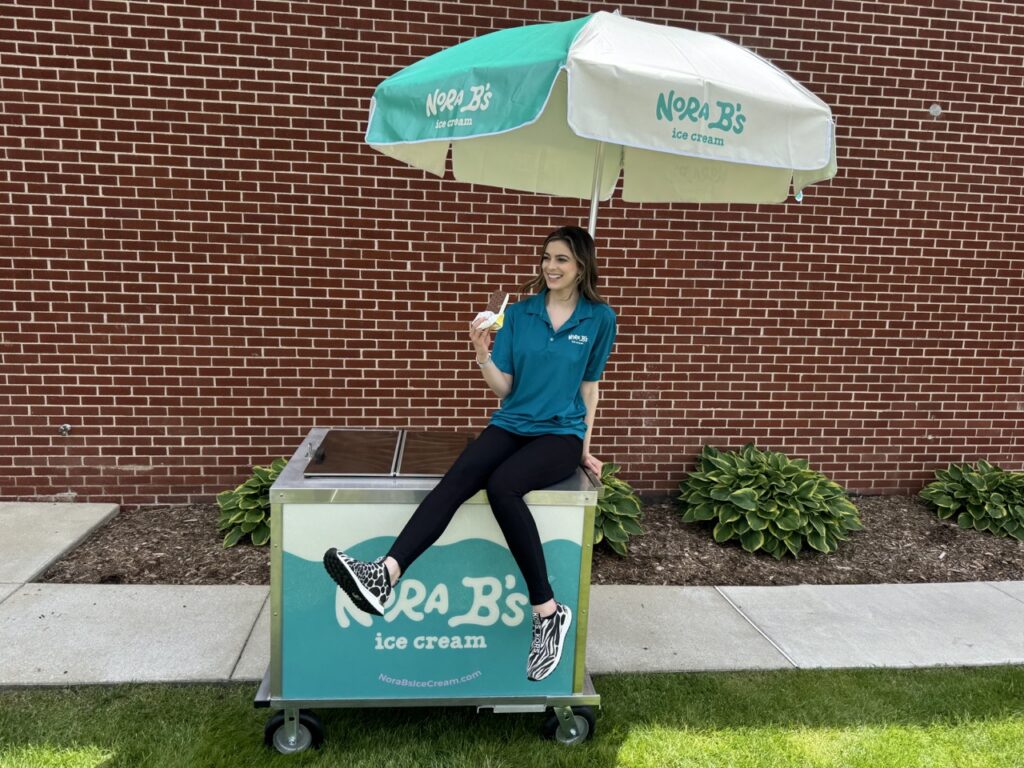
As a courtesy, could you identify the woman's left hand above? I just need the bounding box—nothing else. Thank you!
[581,452,603,478]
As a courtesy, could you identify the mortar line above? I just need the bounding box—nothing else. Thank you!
[714,586,799,669]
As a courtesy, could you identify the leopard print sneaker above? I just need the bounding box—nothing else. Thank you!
[323,549,393,616]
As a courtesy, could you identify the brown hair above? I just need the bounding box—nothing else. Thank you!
[519,226,606,304]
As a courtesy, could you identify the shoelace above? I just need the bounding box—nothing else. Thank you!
[530,612,544,654]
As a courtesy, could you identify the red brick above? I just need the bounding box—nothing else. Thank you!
[0,1,1021,506]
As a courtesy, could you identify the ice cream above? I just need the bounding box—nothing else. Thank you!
[473,290,509,332]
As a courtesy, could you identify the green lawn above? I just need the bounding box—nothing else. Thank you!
[1,667,1022,767]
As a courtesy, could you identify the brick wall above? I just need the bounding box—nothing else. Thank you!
[2,1,1022,506]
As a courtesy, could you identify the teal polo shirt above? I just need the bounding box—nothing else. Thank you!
[489,289,617,439]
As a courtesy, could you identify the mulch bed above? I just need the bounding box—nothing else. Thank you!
[40,495,1024,587]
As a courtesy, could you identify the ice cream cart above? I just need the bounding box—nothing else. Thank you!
[255,428,602,753]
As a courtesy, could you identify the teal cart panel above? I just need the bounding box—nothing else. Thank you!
[281,502,585,700]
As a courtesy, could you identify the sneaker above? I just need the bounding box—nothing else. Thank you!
[323,549,392,616]
[527,603,572,682]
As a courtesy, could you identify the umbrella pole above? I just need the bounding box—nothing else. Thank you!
[586,142,605,238]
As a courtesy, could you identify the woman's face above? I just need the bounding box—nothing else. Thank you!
[541,238,580,291]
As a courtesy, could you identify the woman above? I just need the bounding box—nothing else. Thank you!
[323,225,616,682]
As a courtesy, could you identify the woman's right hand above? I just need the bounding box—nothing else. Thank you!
[469,316,491,360]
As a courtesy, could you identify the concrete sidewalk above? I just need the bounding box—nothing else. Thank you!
[2,503,1023,686]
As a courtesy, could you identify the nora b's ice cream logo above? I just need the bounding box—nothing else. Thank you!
[337,572,530,654]
[656,90,746,143]
[426,83,493,129]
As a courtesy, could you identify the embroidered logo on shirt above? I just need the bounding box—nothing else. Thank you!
[568,334,589,345]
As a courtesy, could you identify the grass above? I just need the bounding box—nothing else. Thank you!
[0,667,1022,767]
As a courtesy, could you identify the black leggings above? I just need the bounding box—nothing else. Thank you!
[387,425,583,605]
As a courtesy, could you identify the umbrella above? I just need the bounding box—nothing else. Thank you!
[365,11,836,234]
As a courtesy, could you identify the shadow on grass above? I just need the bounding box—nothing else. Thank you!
[0,667,1022,767]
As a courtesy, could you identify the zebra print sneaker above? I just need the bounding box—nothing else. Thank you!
[323,549,392,616]
[527,603,572,681]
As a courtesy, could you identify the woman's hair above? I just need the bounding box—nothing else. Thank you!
[519,226,606,304]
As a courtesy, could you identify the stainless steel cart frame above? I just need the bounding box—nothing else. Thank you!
[255,429,602,752]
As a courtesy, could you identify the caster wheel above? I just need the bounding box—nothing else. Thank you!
[264,710,324,754]
[541,706,596,745]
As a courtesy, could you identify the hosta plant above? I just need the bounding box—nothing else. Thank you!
[677,444,863,559]
[919,460,1024,541]
[595,463,644,556]
[217,458,287,548]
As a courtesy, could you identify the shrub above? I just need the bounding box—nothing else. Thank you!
[919,460,1024,541]
[676,443,863,559]
[216,458,287,547]
[594,463,644,556]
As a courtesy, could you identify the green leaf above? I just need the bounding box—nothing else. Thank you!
[251,523,271,546]
[216,489,238,508]
[613,496,642,517]
[222,527,246,548]
[602,522,628,543]
[796,479,818,498]
[621,517,644,535]
[985,503,1007,519]
[776,511,802,531]
[244,509,264,524]
[745,510,770,531]
[720,507,743,524]
[607,538,628,557]
[740,529,764,553]
[690,503,717,522]
[964,473,986,490]
[728,488,758,511]
[713,521,735,543]
[807,530,828,553]
[709,486,732,502]
[708,454,735,473]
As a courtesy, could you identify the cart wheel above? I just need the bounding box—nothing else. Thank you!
[264,710,324,754]
[541,706,596,745]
